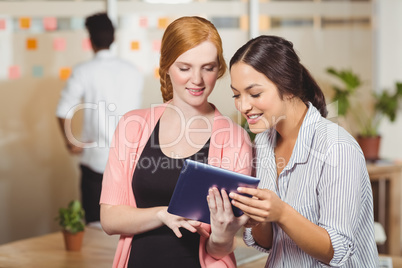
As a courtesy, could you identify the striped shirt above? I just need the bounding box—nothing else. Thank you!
[244,103,379,267]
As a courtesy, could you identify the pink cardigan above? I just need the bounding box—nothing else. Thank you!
[100,103,252,268]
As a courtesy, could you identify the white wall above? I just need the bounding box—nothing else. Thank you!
[376,0,402,160]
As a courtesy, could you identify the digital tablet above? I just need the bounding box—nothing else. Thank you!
[167,159,260,224]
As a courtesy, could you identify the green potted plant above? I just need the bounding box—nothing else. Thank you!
[326,67,402,160]
[326,67,362,117]
[55,200,85,251]
[354,82,402,160]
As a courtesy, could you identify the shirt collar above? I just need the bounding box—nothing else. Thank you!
[95,49,113,59]
[254,102,321,167]
[288,102,321,166]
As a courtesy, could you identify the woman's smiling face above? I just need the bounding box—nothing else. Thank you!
[230,62,287,134]
[168,41,219,108]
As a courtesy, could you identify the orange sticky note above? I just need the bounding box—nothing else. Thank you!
[154,67,160,79]
[139,17,148,28]
[82,38,91,51]
[53,38,66,51]
[240,15,249,31]
[20,17,31,29]
[59,67,71,80]
[152,40,161,52]
[157,17,169,29]
[43,17,57,31]
[26,38,37,50]
[131,41,140,51]
[9,66,21,79]
[0,19,6,30]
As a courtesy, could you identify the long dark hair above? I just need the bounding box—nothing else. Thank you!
[229,35,327,118]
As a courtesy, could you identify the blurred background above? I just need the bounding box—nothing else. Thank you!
[0,0,401,249]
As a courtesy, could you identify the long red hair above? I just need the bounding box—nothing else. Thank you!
[159,16,227,102]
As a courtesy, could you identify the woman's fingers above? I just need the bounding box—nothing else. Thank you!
[220,189,233,211]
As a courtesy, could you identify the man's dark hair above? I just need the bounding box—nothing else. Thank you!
[85,13,114,49]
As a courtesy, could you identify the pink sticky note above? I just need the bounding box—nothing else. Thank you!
[0,19,6,30]
[139,17,148,28]
[43,17,57,31]
[82,38,91,51]
[9,66,20,79]
[53,38,66,51]
[152,40,161,52]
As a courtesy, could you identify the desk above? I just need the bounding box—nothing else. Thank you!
[0,227,118,268]
[367,162,402,255]
[1,227,401,267]
[0,227,259,268]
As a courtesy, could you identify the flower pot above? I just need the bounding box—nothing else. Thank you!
[62,230,84,251]
[357,135,381,161]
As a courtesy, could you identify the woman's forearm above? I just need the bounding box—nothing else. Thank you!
[251,222,273,249]
[100,204,165,236]
[206,236,235,259]
[278,203,334,264]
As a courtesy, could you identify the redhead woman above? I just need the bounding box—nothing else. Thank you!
[100,16,252,268]
[228,35,379,267]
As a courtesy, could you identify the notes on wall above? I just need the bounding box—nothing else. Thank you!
[8,66,20,79]
[53,38,66,51]
[1,14,179,81]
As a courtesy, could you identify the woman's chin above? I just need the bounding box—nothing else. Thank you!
[248,126,266,134]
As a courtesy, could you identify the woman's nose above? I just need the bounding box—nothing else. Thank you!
[191,70,203,85]
[237,98,252,113]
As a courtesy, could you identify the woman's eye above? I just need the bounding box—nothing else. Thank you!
[179,68,189,71]
[205,67,215,72]
[232,94,240,99]
[251,93,261,98]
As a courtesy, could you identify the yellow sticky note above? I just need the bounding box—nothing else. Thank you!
[154,67,160,79]
[59,67,71,80]
[20,17,31,29]
[157,17,169,29]
[240,15,249,31]
[131,41,140,51]
[26,38,37,50]
[259,16,270,31]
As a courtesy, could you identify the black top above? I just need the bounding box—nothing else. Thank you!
[128,120,210,268]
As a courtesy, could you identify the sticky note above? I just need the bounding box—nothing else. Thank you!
[59,67,71,80]
[0,19,6,30]
[139,17,148,28]
[26,38,37,50]
[9,66,20,79]
[154,67,160,79]
[152,40,161,52]
[157,17,169,29]
[259,16,270,31]
[240,15,248,30]
[43,17,57,31]
[53,38,66,51]
[19,17,31,29]
[131,41,140,51]
[82,38,91,51]
[71,17,84,30]
[32,65,44,77]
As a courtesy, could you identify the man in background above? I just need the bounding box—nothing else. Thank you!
[56,12,144,225]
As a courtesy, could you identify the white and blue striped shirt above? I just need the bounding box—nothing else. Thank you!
[244,103,379,267]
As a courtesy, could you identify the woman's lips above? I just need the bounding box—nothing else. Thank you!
[246,113,263,124]
[187,87,205,96]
